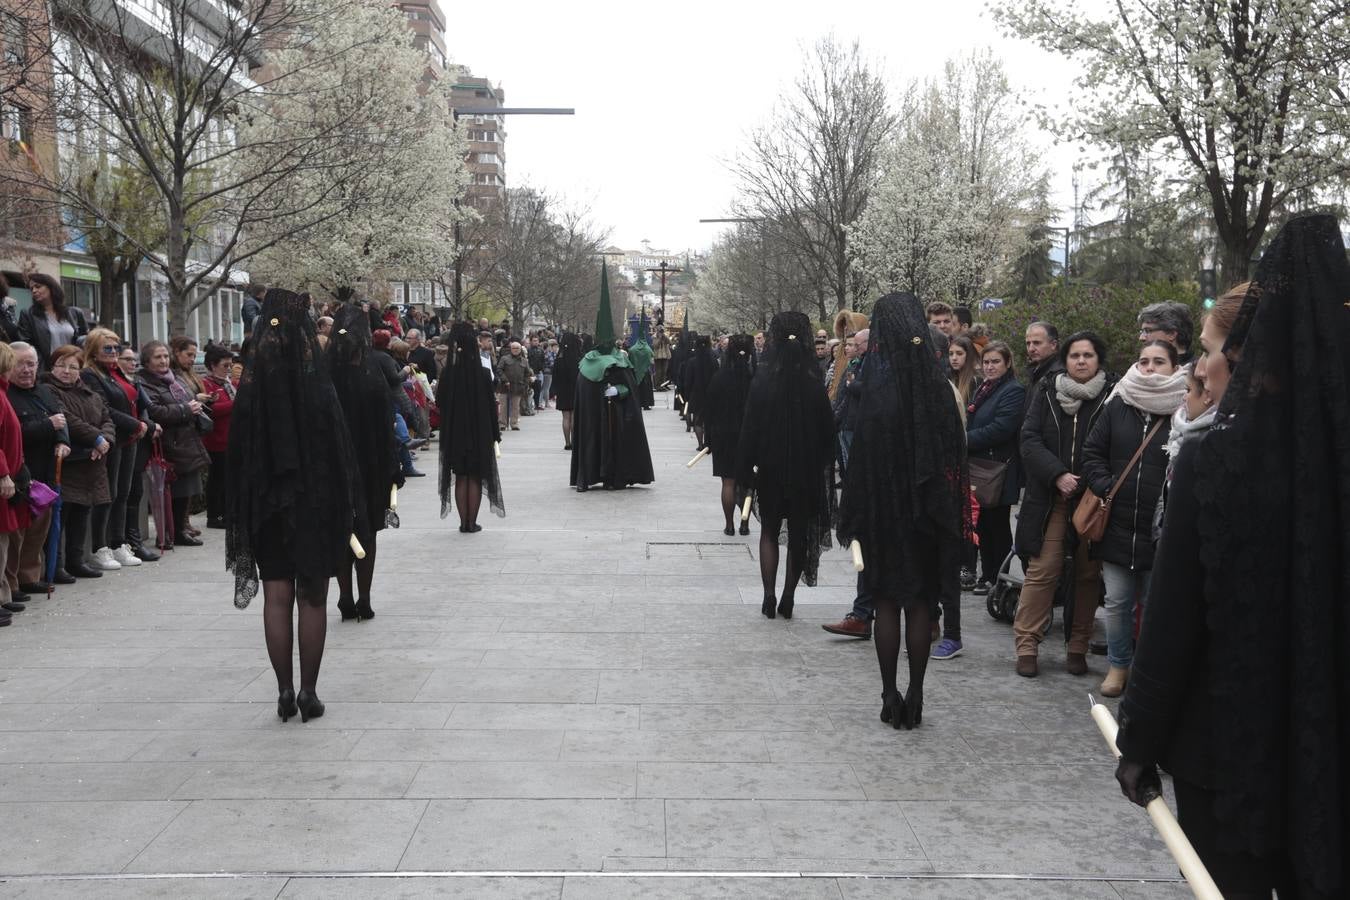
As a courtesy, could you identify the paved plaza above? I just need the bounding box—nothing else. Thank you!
[0,398,1189,898]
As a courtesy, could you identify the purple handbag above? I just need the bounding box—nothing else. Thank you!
[27,480,58,517]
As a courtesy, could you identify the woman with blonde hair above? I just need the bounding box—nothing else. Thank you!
[81,328,150,569]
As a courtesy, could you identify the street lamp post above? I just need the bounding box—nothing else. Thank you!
[451,106,575,314]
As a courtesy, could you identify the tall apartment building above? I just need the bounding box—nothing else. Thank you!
[398,0,447,73]
[451,72,506,212]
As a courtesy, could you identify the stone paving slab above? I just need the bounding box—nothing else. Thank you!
[0,397,1186,896]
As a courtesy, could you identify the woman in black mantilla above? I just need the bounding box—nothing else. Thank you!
[227,289,358,724]
[838,293,969,730]
[437,321,504,533]
[550,332,581,450]
[328,305,402,621]
[1114,214,1350,898]
[736,312,835,620]
[681,334,716,445]
[704,333,755,536]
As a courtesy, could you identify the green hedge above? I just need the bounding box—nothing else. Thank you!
[977,281,1202,376]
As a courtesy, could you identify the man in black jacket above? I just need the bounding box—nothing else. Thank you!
[406,330,438,382]
[7,342,72,593]
[526,335,547,412]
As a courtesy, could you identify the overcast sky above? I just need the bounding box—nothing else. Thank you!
[444,0,1082,255]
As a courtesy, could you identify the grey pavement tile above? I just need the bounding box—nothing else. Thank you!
[58,667,266,702]
[346,728,564,762]
[826,703,1032,734]
[251,702,454,730]
[560,876,845,899]
[479,648,644,669]
[130,729,364,762]
[0,646,174,668]
[768,668,882,704]
[561,730,768,763]
[170,761,422,800]
[759,800,924,860]
[637,762,866,800]
[641,646,808,668]
[405,762,636,799]
[900,800,1177,877]
[399,799,665,870]
[0,729,155,762]
[596,669,777,704]
[960,730,1117,765]
[59,701,268,732]
[234,667,436,703]
[446,703,638,731]
[664,799,772,858]
[852,762,1121,803]
[0,702,81,732]
[0,876,289,898]
[127,799,428,873]
[1108,882,1194,899]
[837,879,1124,898]
[639,704,834,733]
[0,667,92,702]
[0,762,196,801]
[0,800,189,875]
[276,876,564,899]
[415,669,599,703]
[767,723,978,765]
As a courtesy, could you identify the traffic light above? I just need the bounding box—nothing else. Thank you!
[1200,269,1217,309]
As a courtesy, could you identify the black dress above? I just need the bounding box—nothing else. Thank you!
[436,341,505,518]
[704,336,755,478]
[551,336,582,412]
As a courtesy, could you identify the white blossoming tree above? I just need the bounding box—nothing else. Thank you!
[851,52,1045,306]
[994,0,1350,282]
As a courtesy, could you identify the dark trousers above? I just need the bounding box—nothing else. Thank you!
[63,502,91,569]
[850,571,874,621]
[207,451,227,524]
[976,504,1013,585]
[92,445,136,550]
[125,439,151,547]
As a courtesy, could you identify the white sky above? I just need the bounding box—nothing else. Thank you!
[443,0,1084,255]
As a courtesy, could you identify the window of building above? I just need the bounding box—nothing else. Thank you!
[3,17,25,66]
[2,103,32,144]
[408,281,429,305]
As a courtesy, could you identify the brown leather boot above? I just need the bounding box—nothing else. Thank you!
[1066,652,1088,676]
[1016,655,1038,678]
[1100,665,1129,697]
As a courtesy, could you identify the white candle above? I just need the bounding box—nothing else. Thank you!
[349,534,366,560]
[849,540,864,572]
[740,495,753,523]
[389,485,398,511]
[687,447,710,468]
[495,442,502,459]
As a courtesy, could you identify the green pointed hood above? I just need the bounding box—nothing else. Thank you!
[579,262,630,383]
[628,308,653,381]
[594,263,615,351]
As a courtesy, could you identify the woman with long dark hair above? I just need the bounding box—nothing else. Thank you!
[966,340,1026,593]
[736,311,835,620]
[437,321,504,533]
[227,289,358,723]
[704,333,755,535]
[839,293,968,730]
[550,332,582,450]
[328,305,401,620]
[948,334,979,408]
[1115,215,1350,898]
[18,275,88,371]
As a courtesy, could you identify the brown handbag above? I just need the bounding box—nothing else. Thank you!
[1072,418,1166,542]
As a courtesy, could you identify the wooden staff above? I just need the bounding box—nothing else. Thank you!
[686,447,710,468]
[1088,695,1221,900]
[349,534,366,560]
[849,539,864,572]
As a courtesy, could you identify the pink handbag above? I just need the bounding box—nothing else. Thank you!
[27,480,58,517]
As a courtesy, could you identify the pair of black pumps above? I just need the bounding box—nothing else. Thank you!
[336,597,374,621]
[277,688,324,723]
[879,687,924,730]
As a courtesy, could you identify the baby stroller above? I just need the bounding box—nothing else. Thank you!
[985,548,1078,639]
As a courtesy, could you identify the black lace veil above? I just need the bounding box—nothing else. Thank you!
[328,304,400,537]
[226,289,357,607]
[1191,214,1350,889]
[704,333,756,468]
[838,293,969,581]
[436,322,505,518]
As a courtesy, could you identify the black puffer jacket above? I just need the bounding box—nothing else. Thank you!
[1015,372,1116,558]
[1080,394,1170,570]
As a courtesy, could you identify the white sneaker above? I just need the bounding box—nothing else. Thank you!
[92,547,122,571]
[112,545,142,567]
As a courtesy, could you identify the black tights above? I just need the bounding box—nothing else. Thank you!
[874,595,932,700]
[720,478,740,532]
[561,411,573,446]
[263,576,329,694]
[455,476,482,529]
[335,534,377,603]
[759,513,806,604]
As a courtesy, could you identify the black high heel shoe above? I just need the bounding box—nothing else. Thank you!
[879,689,905,730]
[723,525,735,536]
[296,689,325,722]
[277,688,297,722]
[777,596,794,619]
[761,595,776,619]
[336,596,357,621]
[355,599,375,621]
[739,521,750,536]
[903,685,923,730]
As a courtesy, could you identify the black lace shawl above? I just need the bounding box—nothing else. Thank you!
[704,334,756,475]
[225,289,357,607]
[838,293,969,586]
[682,336,717,425]
[1190,214,1350,890]
[736,311,835,586]
[328,305,401,541]
[436,322,505,518]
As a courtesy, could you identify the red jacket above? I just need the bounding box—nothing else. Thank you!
[201,375,235,454]
[0,379,29,533]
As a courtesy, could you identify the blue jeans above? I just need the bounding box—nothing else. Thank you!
[1102,561,1151,668]
[394,413,414,472]
[850,571,873,621]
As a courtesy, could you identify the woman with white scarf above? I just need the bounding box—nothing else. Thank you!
[1081,339,1187,697]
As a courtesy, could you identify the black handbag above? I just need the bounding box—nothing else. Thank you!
[968,456,1008,508]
